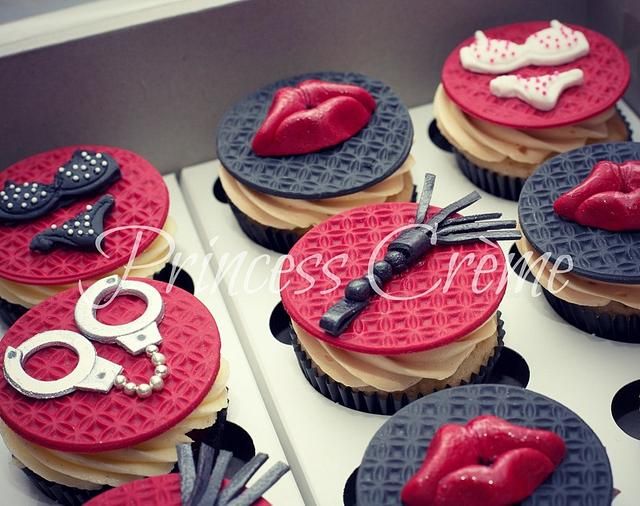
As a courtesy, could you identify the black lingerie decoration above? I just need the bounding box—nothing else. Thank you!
[30,195,115,253]
[0,150,120,225]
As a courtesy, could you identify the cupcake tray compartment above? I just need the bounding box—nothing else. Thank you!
[0,174,303,506]
[183,101,640,506]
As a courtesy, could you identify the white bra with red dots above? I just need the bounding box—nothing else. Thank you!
[459,20,589,74]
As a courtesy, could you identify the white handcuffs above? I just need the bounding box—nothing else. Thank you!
[3,275,167,400]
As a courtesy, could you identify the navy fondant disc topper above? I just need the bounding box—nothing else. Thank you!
[216,72,413,199]
[519,142,640,284]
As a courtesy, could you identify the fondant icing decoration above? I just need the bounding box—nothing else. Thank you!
[252,79,376,156]
[401,415,566,506]
[460,20,589,74]
[0,150,120,224]
[2,275,170,400]
[30,194,115,252]
[85,444,288,506]
[490,68,583,111]
[553,160,640,231]
[320,173,520,336]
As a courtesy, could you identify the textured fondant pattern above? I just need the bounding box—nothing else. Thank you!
[357,384,613,506]
[0,146,169,285]
[442,22,630,128]
[519,142,640,283]
[280,203,508,354]
[85,474,271,506]
[217,72,413,199]
[0,279,221,452]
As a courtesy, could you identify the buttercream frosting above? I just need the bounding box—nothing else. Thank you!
[517,237,640,310]
[1,358,229,490]
[219,156,415,230]
[292,316,498,392]
[433,85,628,178]
[0,217,176,308]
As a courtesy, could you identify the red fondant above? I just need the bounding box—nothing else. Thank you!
[441,22,630,128]
[401,416,565,506]
[252,80,376,156]
[432,448,554,506]
[554,160,640,231]
[0,146,169,285]
[280,203,507,355]
[85,474,271,506]
[0,279,221,452]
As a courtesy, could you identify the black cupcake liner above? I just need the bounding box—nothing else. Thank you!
[21,407,229,506]
[290,315,505,415]
[0,297,27,327]
[454,149,525,201]
[542,288,640,343]
[229,201,302,254]
[229,184,417,254]
[453,108,633,202]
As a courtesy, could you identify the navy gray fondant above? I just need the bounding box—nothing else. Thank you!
[0,150,120,225]
[217,72,413,199]
[518,142,640,284]
[30,195,115,253]
[357,384,613,506]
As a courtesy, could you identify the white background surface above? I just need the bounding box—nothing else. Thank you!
[182,102,640,506]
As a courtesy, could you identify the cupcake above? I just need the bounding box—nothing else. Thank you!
[356,384,614,505]
[517,141,640,342]
[278,174,520,415]
[0,275,228,505]
[0,146,176,326]
[434,20,631,200]
[85,442,289,506]
[216,72,415,253]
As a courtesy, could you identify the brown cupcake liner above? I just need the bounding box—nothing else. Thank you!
[290,315,505,415]
[20,408,228,506]
[452,108,633,202]
[542,289,640,343]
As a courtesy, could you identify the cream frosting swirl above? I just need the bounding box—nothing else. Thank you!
[0,358,229,490]
[433,84,628,178]
[293,316,498,392]
[0,217,176,308]
[517,237,640,310]
[219,156,415,230]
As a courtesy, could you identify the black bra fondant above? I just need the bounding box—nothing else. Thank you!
[30,194,115,253]
[0,150,120,225]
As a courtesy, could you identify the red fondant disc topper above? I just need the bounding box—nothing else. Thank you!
[252,80,376,156]
[441,21,630,128]
[280,203,508,355]
[0,278,221,452]
[0,146,170,285]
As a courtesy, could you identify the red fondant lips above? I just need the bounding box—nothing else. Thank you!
[401,415,566,506]
[553,160,640,232]
[251,80,376,156]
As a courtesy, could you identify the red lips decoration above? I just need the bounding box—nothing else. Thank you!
[401,415,566,506]
[554,160,640,232]
[251,80,376,156]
